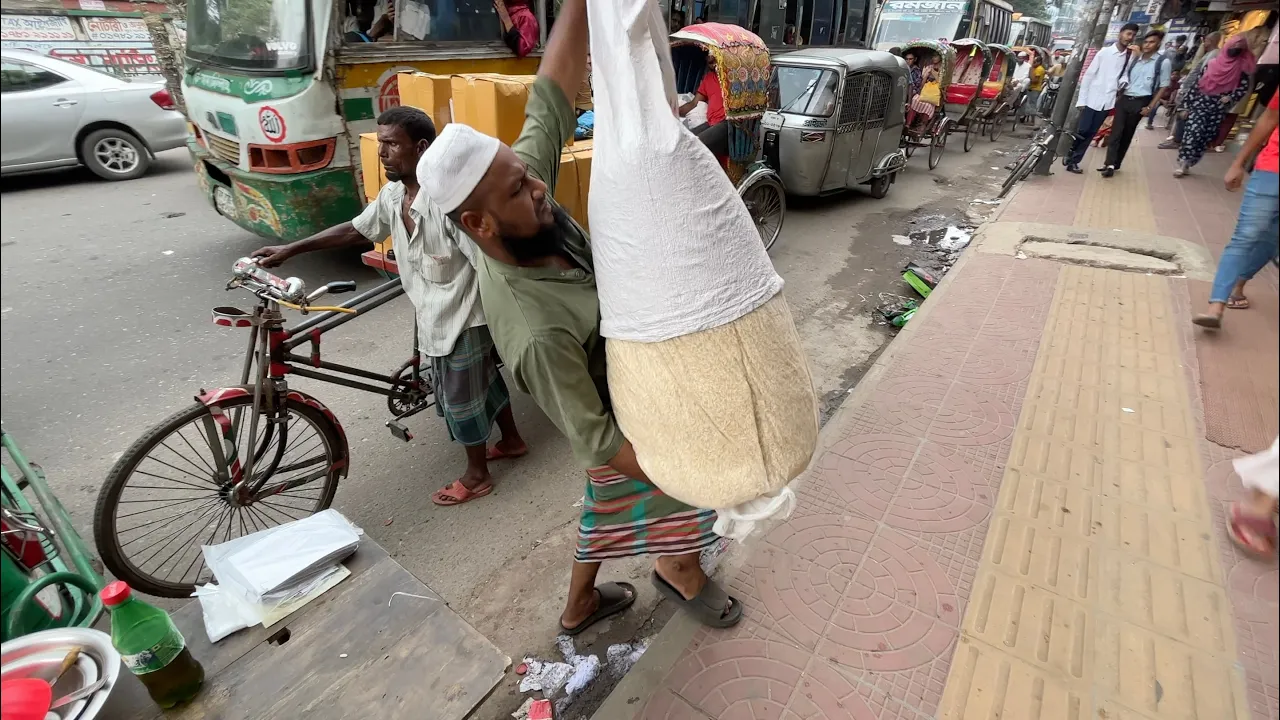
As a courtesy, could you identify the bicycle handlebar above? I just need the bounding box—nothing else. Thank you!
[230,258,359,314]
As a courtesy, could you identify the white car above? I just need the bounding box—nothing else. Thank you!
[1,49,188,181]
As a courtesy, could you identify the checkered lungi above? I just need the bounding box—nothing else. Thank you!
[574,465,719,563]
[431,325,511,447]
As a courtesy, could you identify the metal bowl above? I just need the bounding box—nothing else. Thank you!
[1,628,120,720]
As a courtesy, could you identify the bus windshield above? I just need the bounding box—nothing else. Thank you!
[871,0,966,50]
[187,0,312,72]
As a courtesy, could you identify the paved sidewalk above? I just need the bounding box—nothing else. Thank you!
[598,130,1279,720]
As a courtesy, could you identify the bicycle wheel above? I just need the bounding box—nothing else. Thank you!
[929,120,948,170]
[999,147,1042,199]
[963,120,978,152]
[93,393,344,598]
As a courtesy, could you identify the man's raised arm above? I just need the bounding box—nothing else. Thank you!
[538,0,589,104]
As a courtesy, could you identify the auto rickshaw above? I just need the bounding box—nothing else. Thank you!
[670,23,787,250]
[900,40,956,171]
[761,48,908,199]
[944,38,993,152]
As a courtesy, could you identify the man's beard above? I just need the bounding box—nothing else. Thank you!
[498,205,574,265]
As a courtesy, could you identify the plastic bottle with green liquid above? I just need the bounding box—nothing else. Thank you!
[100,581,205,708]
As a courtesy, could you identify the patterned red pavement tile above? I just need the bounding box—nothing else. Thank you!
[922,385,1017,448]
[649,638,877,719]
[818,530,960,676]
[881,443,993,535]
[818,435,923,521]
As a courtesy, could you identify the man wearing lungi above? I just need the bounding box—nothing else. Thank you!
[417,0,741,634]
[251,105,527,507]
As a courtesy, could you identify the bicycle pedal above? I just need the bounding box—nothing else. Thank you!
[386,420,413,442]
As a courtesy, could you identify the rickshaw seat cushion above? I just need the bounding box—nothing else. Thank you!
[980,82,1002,99]
[607,292,819,510]
[946,85,979,104]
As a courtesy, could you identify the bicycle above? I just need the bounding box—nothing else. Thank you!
[93,259,437,598]
[998,119,1078,199]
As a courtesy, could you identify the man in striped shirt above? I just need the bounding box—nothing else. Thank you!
[251,106,528,507]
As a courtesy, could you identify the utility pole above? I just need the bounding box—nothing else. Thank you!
[1032,0,1119,174]
[135,0,187,115]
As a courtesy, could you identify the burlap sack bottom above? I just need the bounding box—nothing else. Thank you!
[606,292,819,509]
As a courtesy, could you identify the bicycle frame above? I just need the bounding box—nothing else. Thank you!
[205,275,428,500]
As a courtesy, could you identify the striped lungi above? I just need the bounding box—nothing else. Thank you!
[910,97,937,118]
[431,325,511,447]
[575,465,720,563]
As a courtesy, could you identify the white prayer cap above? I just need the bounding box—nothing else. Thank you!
[417,123,501,214]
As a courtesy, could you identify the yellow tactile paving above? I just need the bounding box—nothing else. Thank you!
[938,266,1251,720]
[1073,148,1158,232]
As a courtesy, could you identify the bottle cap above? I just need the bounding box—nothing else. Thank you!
[100,581,133,607]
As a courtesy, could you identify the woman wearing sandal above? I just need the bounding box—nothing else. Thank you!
[1228,438,1278,559]
[1193,91,1279,330]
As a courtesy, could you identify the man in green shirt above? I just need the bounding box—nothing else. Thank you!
[417,0,741,634]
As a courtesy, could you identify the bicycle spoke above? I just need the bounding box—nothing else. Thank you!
[254,501,303,524]
[117,495,215,519]
[175,427,218,476]
[131,501,225,568]
[129,469,221,494]
[118,500,222,538]
[160,437,218,481]
[152,506,228,580]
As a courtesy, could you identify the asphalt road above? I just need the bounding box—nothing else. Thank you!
[0,137,1018,717]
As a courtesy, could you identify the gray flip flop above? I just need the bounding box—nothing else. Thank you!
[651,571,743,628]
[560,581,636,636]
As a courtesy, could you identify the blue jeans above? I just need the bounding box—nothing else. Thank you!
[1210,170,1280,303]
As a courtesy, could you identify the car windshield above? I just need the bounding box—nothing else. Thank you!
[872,0,967,50]
[768,67,838,116]
[187,0,311,72]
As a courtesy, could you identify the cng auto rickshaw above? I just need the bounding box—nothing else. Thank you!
[671,23,787,250]
[761,48,908,200]
[944,38,994,152]
[900,40,956,171]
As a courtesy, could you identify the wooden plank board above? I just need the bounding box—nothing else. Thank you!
[114,545,507,719]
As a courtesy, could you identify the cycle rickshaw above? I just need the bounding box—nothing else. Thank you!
[945,38,993,153]
[670,22,787,250]
[900,39,957,170]
[976,43,1017,140]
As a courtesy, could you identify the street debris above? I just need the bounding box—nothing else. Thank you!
[387,591,438,607]
[970,198,1002,205]
[880,216,978,330]
[1122,407,1135,413]
[516,635,653,715]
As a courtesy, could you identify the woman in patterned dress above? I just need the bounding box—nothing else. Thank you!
[1175,34,1255,177]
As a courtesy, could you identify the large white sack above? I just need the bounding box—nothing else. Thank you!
[585,0,783,342]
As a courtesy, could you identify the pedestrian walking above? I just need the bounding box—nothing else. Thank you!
[1101,30,1172,177]
[1174,34,1255,177]
[250,106,529,507]
[1064,23,1139,174]
[1192,92,1278,330]
[1160,32,1221,149]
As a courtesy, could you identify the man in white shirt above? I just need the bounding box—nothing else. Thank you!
[251,106,528,507]
[1064,22,1140,173]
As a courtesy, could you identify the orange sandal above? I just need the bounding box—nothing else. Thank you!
[1227,503,1277,559]
[485,445,528,461]
[431,480,493,506]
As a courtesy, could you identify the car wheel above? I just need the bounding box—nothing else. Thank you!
[81,128,151,181]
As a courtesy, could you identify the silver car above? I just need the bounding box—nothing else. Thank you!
[1,50,188,181]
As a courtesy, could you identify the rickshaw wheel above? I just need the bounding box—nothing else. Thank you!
[904,140,916,158]
[739,172,786,252]
[929,122,948,170]
[989,111,1006,141]
[963,120,978,152]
